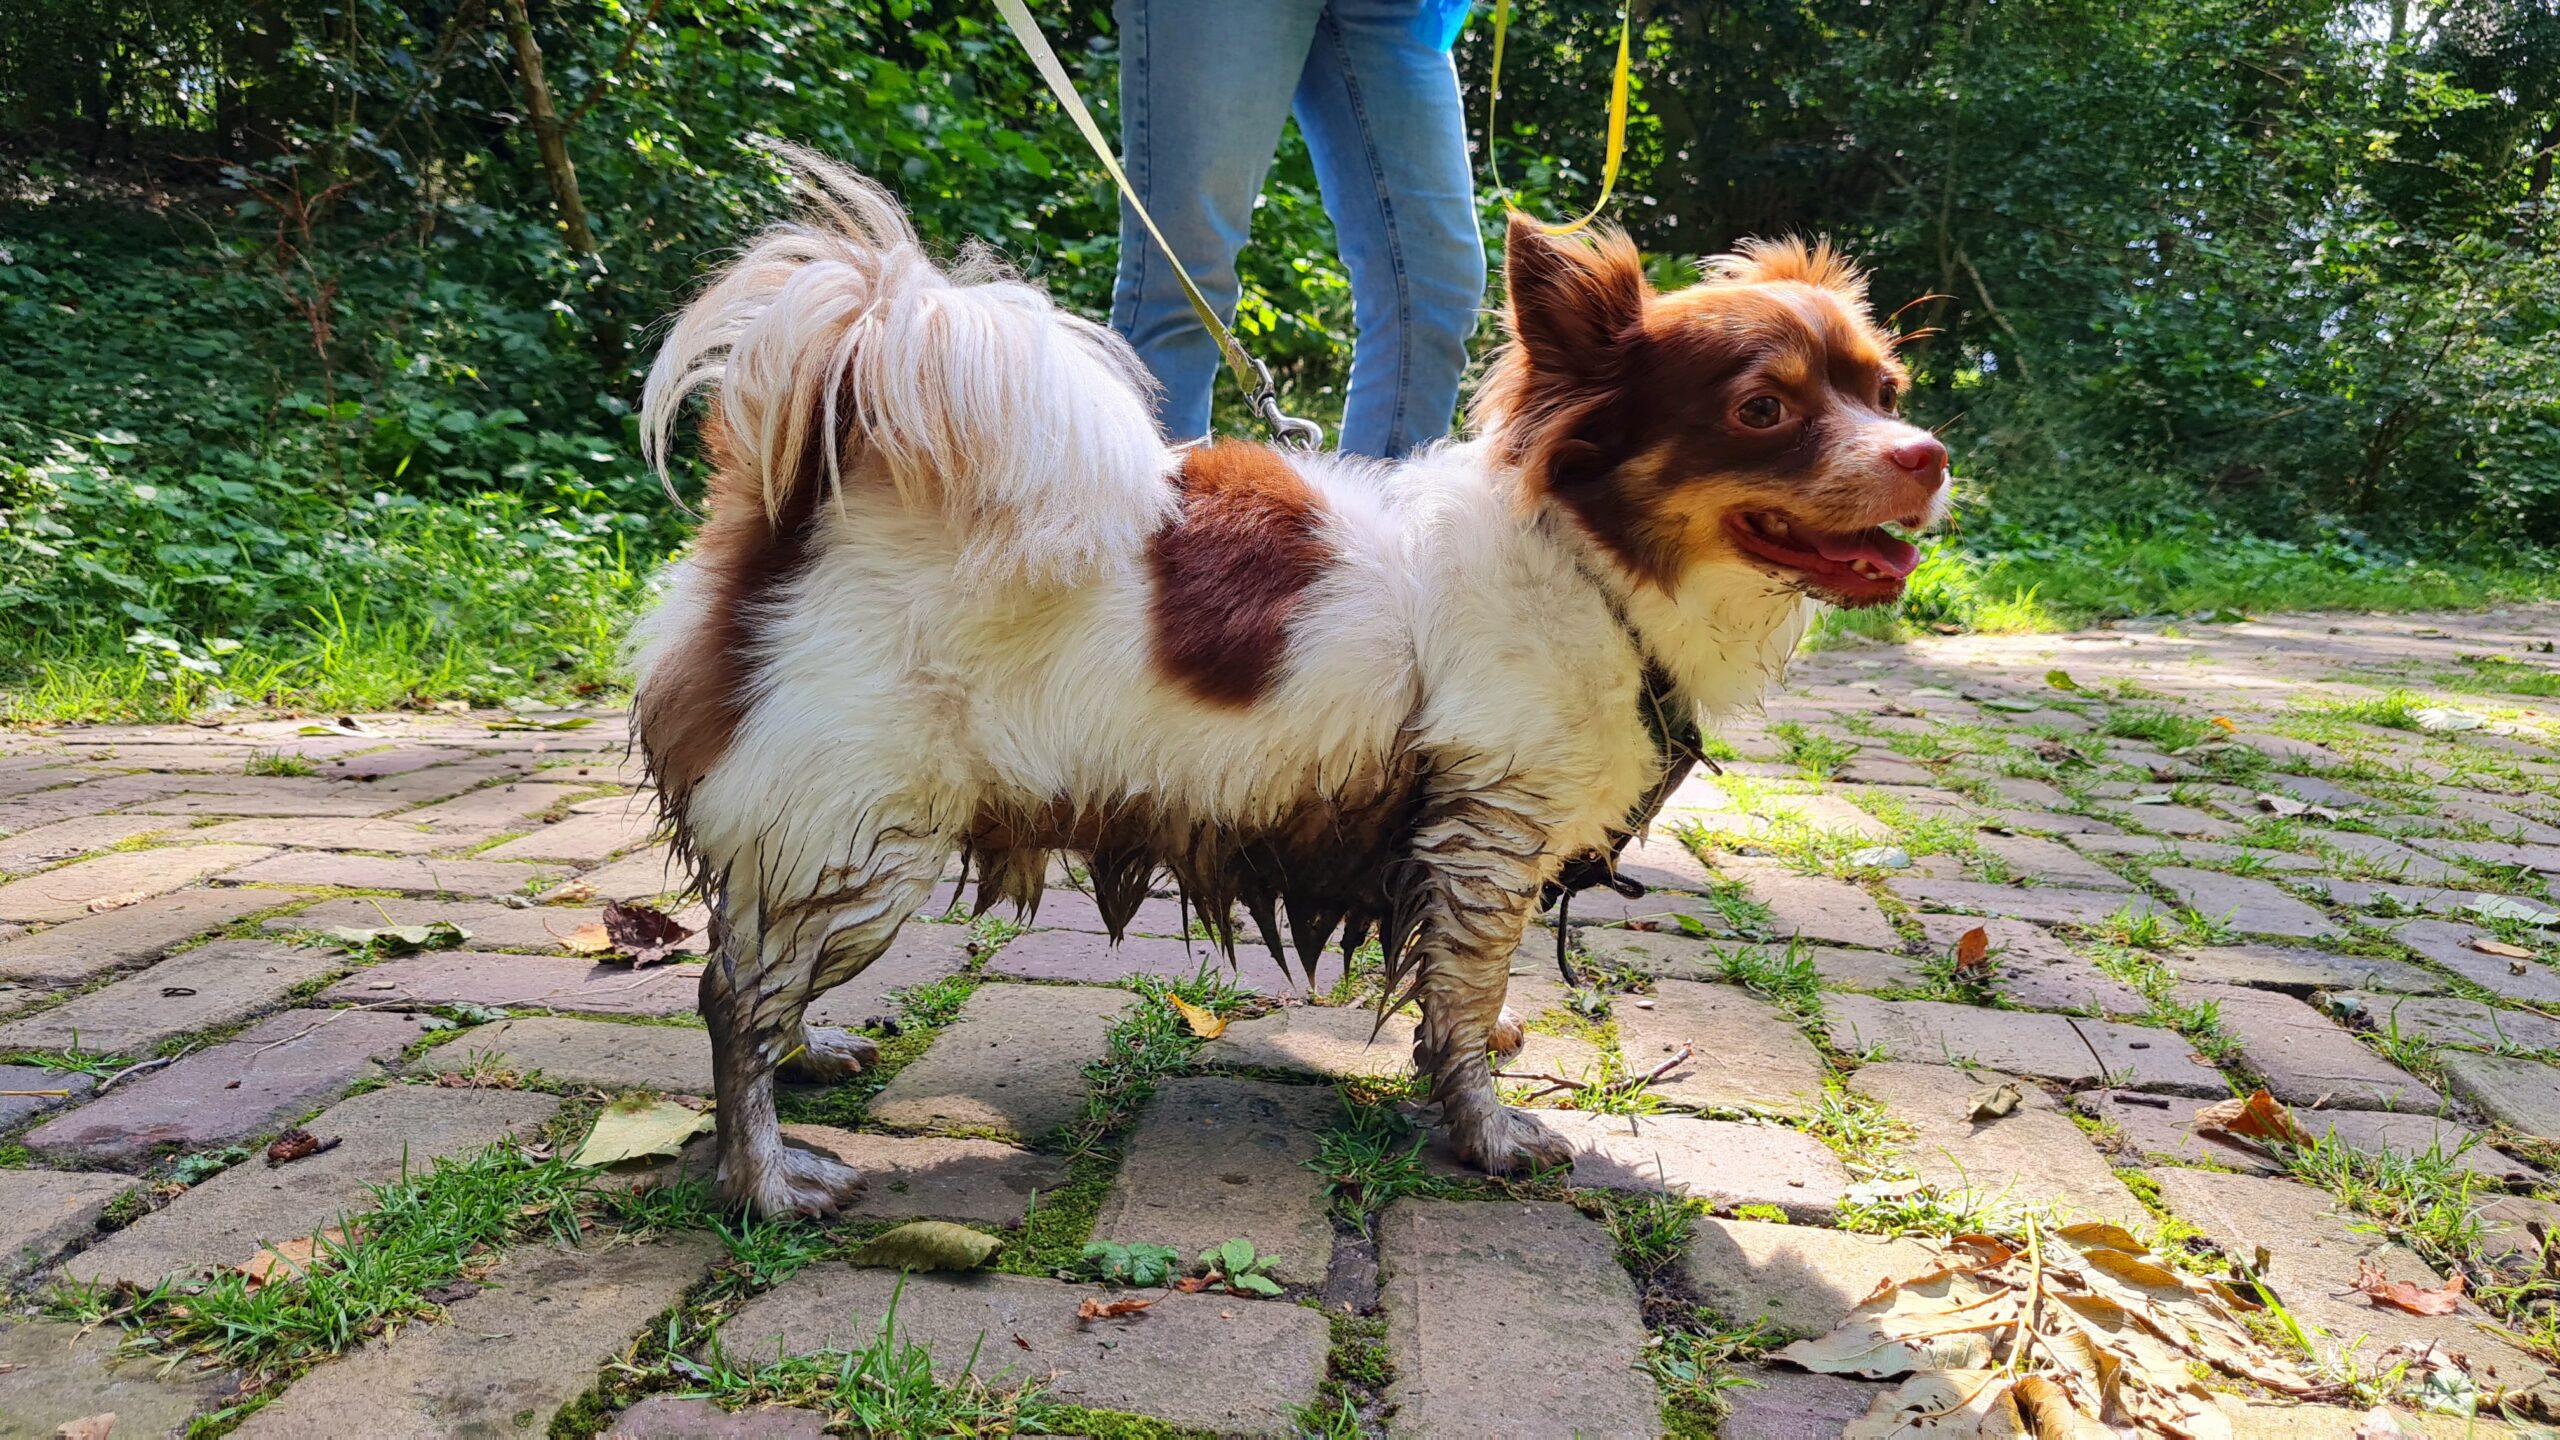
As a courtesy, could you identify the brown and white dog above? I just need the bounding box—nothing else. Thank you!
[633,150,1948,1216]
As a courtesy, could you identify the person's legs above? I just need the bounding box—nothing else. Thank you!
[1111,0,1326,444]
[1292,1,1485,458]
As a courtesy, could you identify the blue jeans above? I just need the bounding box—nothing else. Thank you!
[1111,0,1486,459]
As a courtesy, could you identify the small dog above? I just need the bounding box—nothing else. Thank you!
[633,149,1948,1216]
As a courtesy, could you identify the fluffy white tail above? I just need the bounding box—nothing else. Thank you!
[641,143,1176,580]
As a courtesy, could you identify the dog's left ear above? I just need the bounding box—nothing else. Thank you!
[1502,212,1648,378]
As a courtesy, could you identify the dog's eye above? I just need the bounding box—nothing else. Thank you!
[1879,380,1902,411]
[1737,396,1785,429]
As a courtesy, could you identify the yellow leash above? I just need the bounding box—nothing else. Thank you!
[1485,0,1633,236]
[991,0,1324,450]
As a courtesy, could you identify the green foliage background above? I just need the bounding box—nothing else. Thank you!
[0,0,2555,715]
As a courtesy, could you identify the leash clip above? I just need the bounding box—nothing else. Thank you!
[1247,355,1325,452]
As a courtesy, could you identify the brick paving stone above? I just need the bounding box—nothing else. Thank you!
[2153,1169,2548,1396]
[2310,1110,2544,1187]
[1975,834,2136,890]
[264,896,674,954]
[1425,1110,1853,1218]
[2440,1052,2560,1141]
[1575,926,1731,981]
[1613,978,1825,1117]
[2169,944,2447,995]
[1548,883,1722,927]
[2432,798,2560,844]
[2104,802,2243,838]
[2292,877,2549,921]
[1804,944,1931,991]
[1198,1003,1417,1079]
[867,982,1128,1140]
[2065,834,2325,871]
[418,1014,712,1092]
[1013,886,1197,936]
[306,746,473,780]
[397,780,592,830]
[2416,838,2560,875]
[2386,919,2560,1004]
[127,784,413,819]
[714,1265,1329,1433]
[1825,994,2225,1093]
[2229,1401,2530,1438]
[1762,793,1893,840]
[183,816,492,855]
[2332,990,2560,1054]
[1910,915,2149,1014]
[2080,1089,2285,1174]
[0,939,345,1056]
[804,920,976,1026]
[1678,1218,1939,1339]
[1720,1367,1893,1440]
[67,1086,557,1286]
[1090,1077,1335,1283]
[0,1063,92,1128]
[1607,832,1721,889]
[319,951,703,1017]
[238,1234,718,1440]
[984,929,1232,985]
[0,842,277,923]
[2150,867,2342,940]
[578,846,690,900]
[2181,983,2439,1111]
[1886,876,2160,927]
[645,1125,1070,1226]
[0,887,280,988]
[1,1170,127,1277]
[2314,831,2477,885]
[25,1008,419,1164]
[0,815,171,873]
[216,849,567,898]
[1852,1061,2146,1225]
[1379,1199,1658,1439]
[480,806,658,862]
[0,1319,235,1439]
[606,1398,831,1439]
[1718,857,1900,948]
[0,774,192,831]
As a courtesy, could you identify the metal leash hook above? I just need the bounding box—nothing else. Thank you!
[1248,355,1325,452]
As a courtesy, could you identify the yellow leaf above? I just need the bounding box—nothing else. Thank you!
[2210,716,2237,733]
[1167,993,1227,1038]
[2193,1088,2310,1147]
[2052,1221,2149,1254]
[571,1096,713,1167]
[560,923,613,955]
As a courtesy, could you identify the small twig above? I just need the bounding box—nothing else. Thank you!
[0,1089,72,1097]
[92,1042,199,1096]
[1493,1044,1693,1105]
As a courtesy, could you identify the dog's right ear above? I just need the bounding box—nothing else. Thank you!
[1503,212,1648,378]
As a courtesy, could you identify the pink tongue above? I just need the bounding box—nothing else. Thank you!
[1804,526,1920,578]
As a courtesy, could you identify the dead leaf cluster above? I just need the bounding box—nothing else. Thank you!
[2192,1090,2310,1150]
[564,899,697,967]
[264,1128,341,1167]
[1777,1221,2320,1437]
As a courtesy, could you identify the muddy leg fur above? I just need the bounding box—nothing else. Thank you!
[1408,778,1577,1174]
[702,829,947,1216]
[781,1023,880,1082]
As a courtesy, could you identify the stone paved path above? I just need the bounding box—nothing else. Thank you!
[3,605,2560,1435]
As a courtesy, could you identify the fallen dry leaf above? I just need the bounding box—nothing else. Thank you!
[1172,1274,1217,1293]
[572,1096,714,1167]
[561,923,614,956]
[239,1227,348,1289]
[2211,716,2238,733]
[1077,1296,1154,1321]
[1166,993,1227,1039]
[2193,1089,2311,1148]
[1953,926,1992,978]
[55,1414,116,1440]
[598,898,696,967]
[1966,1082,2024,1122]
[2351,1258,2464,1316]
[265,1128,341,1167]
[2471,937,2535,960]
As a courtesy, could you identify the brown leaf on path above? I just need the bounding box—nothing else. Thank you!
[2193,1089,2311,1148]
[1954,926,1992,975]
[238,1227,349,1289]
[1077,1296,1155,1321]
[2051,1221,2147,1254]
[2471,938,2535,960]
[560,923,613,955]
[2351,1259,2464,1316]
[265,1128,341,1166]
[593,898,696,967]
[1172,1274,1216,1293]
[1967,1082,2024,1121]
[55,1415,116,1440]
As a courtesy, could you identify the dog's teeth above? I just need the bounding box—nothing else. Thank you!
[1764,516,1793,539]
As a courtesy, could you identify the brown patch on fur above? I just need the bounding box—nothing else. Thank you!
[1475,216,1909,591]
[635,412,827,822]
[1147,442,1332,707]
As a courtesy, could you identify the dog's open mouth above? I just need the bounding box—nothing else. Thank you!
[1725,511,1923,606]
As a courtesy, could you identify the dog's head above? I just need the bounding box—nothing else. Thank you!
[1478,215,1948,609]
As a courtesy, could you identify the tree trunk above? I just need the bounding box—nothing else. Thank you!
[498,0,598,259]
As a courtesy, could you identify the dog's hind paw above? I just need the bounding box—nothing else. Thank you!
[1489,1005,1527,1060]
[725,1143,867,1218]
[1451,1104,1576,1176]
[782,1025,879,1083]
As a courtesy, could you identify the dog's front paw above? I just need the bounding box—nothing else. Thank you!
[782,1026,880,1083]
[1451,1103,1576,1176]
[1490,1005,1528,1060]
[723,1141,867,1218]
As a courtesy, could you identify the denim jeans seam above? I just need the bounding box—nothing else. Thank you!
[1115,13,1152,336]
[1321,10,1415,455]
